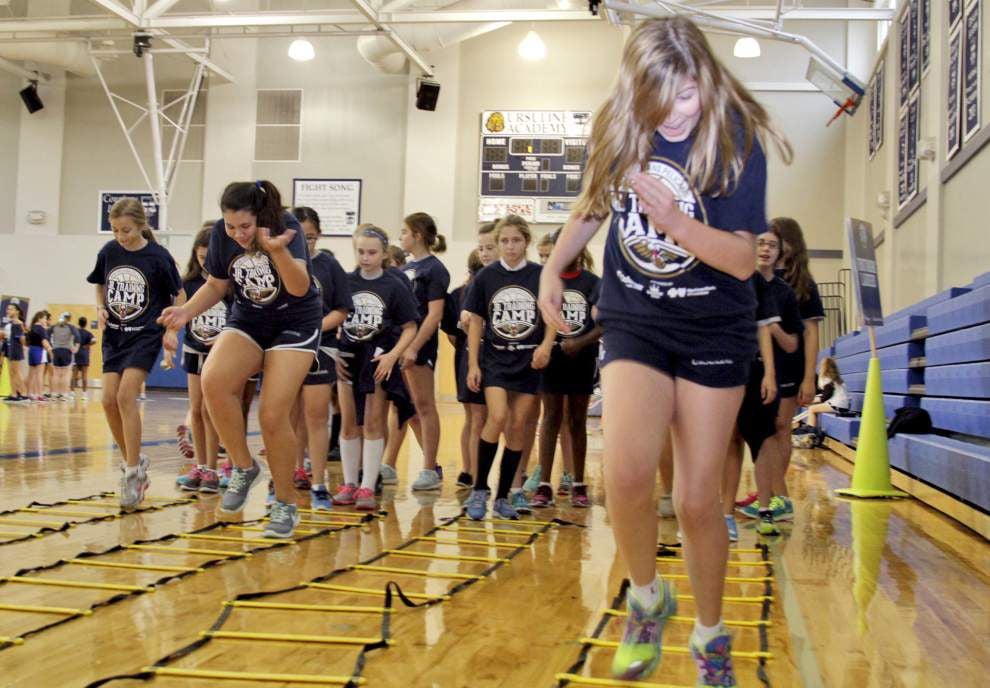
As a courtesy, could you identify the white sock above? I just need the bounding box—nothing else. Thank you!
[692,619,725,645]
[574,482,586,487]
[197,464,206,470]
[312,483,326,491]
[340,437,362,485]
[629,576,660,609]
[360,438,385,491]
[124,465,139,477]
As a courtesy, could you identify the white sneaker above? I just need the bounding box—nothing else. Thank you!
[657,494,675,518]
[411,469,441,491]
[380,464,398,485]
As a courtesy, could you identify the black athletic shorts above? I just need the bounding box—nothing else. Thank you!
[225,308,321,358]
[481,354,541,396]
[183,349,209,376]
[304,340,337,386]
[736,359,780,459]
[599,323,750,389]
[540,346,597,396]
[414,333,438,370]
[102,327,162,374]
[455,345,485,405]
[52,348,73,368]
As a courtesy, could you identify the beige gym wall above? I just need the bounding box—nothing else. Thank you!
[0,70,21,235]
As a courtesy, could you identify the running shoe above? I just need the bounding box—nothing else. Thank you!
[332,483,358,506]
[725,514,739,542]
[735,492,758,508]
[220,461,261,513]
[380,464,398,485]
[611,578,677,681]
[737,501,761,520]
[411,469,441,491]
[219,460,232,490]
[510,490,532,514]
[354,487,377,511]
[492,497,519,520]
[465,489,489,520]
[558,472,574,496]
[756,509,780,536]
[199,469,220,494]
[310,486,332,511]
[690,630,737,687]
[531,484,554,508]
[175,465,204,491]
[264,501,300,539]
[119,454,151,511]
[456,471,473,489]
[293,466,311,490]
[571,484,590,508]
[523,465,542,493]
[773,496,795,522]
[657,494,675,518]
[434,464,444,480]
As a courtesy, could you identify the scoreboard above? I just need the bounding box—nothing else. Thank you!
[478,110,591,224]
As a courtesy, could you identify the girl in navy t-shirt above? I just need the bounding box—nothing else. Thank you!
[174,225,229,494]
[537,18,792,684]
[159,181,322,538]
[397,212,450,493]
[87,197,182,510]
[334,225,418,511]
[71,316,95,400]
[3,303,28,402]
[26,311,53,401]
[465,215,556,521]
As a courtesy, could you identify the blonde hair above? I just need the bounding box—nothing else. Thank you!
[494,214,531,244]
[820,356,843,385]
[575,17,792,219]
[109,198,156,242]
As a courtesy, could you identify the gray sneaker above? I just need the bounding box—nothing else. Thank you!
[492,497,519,520]
[411,468,441,491]
[220,461,261,513]
[263,501,299,538]
[119,454,151,511]
[380,464,398,485]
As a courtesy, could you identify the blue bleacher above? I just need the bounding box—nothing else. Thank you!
[875,314,926,348]
[881,368,923,394]
[927,285,990,336]
[820,414,859,446]
[848,393,920,416]
[888,434,990,511]
[837,350,871,374]
[886,287,970,323]
[971,270,990,289]
[925,362,990,398]
[921,398,990,438]
[877,341,924,370]
[926,322,990,366]
[834,331,870,357]
[845,371,867,393]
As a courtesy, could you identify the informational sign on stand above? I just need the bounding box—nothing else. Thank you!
[99,191,159,233]
[963,0,982,142]
[0,295,31,325]
[478,110,590,223]
[948,28,963,158]
[868,58,885,160]
[292,179,362,237]
[846,218,884,327]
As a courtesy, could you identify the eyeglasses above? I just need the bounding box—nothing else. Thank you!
[305,235,319,242]
[757,239,779,249]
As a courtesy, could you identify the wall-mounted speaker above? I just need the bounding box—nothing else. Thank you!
[19,82,43,114]
[416,79,440,112]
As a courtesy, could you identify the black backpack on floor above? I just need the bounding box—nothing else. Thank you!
[886,407,932,439]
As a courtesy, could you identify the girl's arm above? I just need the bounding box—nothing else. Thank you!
[799,320,820,405]
[758,325,777,403]
[42,329,54,355]
[159,276,227,330]
[373,321,417,383]
[768,323,799,353]
[161,291,187,370]
[467,313,484,392]
[532,321,558,370]
[539,214,605,332]
[259,228,310,297]
[631,173,756,281]
[322,308,348,333]
[95,285,108,329]
[561,324,604,356]
[404,299,444,364]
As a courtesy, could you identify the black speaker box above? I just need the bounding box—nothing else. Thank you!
[19,83,44,114]
[416,80,440,111]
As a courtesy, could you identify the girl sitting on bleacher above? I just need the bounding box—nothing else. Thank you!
[806,356,849,428]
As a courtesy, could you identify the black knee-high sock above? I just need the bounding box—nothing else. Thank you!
[497,448,522,500]
[474,439,499,491]
[329,413,342,452]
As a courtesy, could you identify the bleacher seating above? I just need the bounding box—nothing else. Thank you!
[819,276,990,519]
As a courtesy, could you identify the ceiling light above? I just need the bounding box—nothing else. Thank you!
[733,37,761,58]
[288,38,315,62]
[518,30,547,61]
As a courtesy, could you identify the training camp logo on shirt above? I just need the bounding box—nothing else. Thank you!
[490,286,537,341]
[190,301,227,345]
[559,290,589,337]
[614,157,706,280]
[343,291,386,342]
[106,266,149,322]
[230,254,280,305]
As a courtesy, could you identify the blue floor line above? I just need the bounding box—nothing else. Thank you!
[0,431,262,461]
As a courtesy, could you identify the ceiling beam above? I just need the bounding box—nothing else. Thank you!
[348,0,433,76]
[0,55,48,82]
[142,0,184,20]
[155,35,235,82]
[87,0,141,25]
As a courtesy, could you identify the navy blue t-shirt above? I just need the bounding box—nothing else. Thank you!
[341,269,419,350]
[403,254,450,322]
[7,323,24,359]
[182,275,231,354]
[597,130,767,356]
[311,252,352,318]
[27,324,48,348]
[547,268,601,370]
[75,327,94,364]
[465,260,545,377]
[204,213,319,316]
[763,275,803,381]
[87,239,181,334]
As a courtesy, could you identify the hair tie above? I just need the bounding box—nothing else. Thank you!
[361,228,389,246]
[255,180,265,193]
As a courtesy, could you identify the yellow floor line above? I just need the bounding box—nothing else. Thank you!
[125,544,252,558]
[224,601,387,614]
[0,603,92,616]
[145,667,362,684]
[1,576,153,593]
[178,533,287,545]
[65,559,202,574]
[555,673,687,688]
[203,630,390,645]
[602,609,770,628]
[580,637,772,660]
[349,565,481,581]
[384,549,507,564]
[414,536,527,550]
[304,582,449,601]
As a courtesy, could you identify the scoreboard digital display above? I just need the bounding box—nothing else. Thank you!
[478,110,592,223]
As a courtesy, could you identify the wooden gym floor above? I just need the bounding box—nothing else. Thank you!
[0,393,987,688]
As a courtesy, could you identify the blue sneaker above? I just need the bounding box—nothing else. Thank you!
[690,629,737,687]
[175,465,204,491]
[725,514,739,542]
[465,489,489,520]
[557,472,574,496]
[771,496,794,521]
[611,579,677,680]
[510,490,532,514]
[737,501,760,520]
[492,497,518,520]
[310,486,332,512]
[220,461,261,513]
[523,465,541,493]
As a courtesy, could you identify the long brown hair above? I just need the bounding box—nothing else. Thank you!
[109,198,156,242]
[220,180,286,254]
[771,217,814,302]
[404,212,447,253]
[820,356,843,385]
[574,17,791,219]
[182,224,213,282]
[494,214,532,243]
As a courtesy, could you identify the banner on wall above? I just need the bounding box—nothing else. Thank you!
[1,295,31,328]
[921,0,931,75]
[908,0,920,92]
[948,27,963,159]
[846,219,884,327]
[963,0,982,142]
[950,0,963,28]
[99,191,159,233]
[898,9,911,108]
[477,196,536,223]
[868,58,885,160]
[292,179,361,237]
